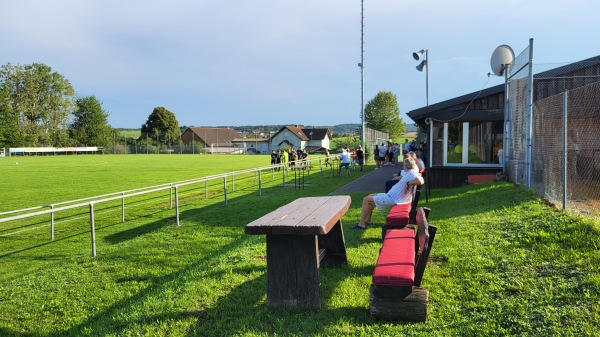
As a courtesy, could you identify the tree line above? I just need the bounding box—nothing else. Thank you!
[0,62,179,149]
[1,61,405,150]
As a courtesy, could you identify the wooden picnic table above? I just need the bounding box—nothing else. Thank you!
[245,195,351,309]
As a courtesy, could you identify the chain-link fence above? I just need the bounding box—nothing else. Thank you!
[506,53,600,216]
[105,139,206,155]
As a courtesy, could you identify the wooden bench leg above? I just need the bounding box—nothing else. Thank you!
[318,220,348,266]
[370,286,429,322]
[266,234,321,308]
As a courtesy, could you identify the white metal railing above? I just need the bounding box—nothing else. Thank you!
[0,157,328,256]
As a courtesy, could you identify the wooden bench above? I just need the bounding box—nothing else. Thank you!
[245,196,351,309]
[370,207,437,322]
[382,179,428,238]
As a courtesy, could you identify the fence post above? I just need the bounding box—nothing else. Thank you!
[169,183,173,209]
[50,204,55,241]
[319,158,323,175]
[223,176,228,206]
[258,169,262,196]
[121,192,125,222]
[525,38,535,189]
[175,185,180,226]
[89,202,97,257]
[562,90,568,211]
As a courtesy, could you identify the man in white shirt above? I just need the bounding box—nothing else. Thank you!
[378,143,387,168]
[351,157,424,229]
[337,148,351,177]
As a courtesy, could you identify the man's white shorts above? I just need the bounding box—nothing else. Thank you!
[372,193,396,211]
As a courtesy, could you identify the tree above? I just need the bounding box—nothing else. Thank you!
[139,107,180,146]
[363,91,405,139]
[69,95,112,147]
[0,62,74,146]
[0,82,21,147]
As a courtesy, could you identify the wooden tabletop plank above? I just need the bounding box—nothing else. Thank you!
[244,198,314,233]
[278,196,350,235]
[245,196,351,235]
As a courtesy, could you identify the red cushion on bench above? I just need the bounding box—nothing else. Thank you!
[385,202,411,226]
[372,229,416,286]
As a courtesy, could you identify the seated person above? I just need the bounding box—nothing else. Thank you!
[352,157,424,229]
[385,152,423,192]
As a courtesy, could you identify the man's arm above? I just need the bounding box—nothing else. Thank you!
[406,175,425,186]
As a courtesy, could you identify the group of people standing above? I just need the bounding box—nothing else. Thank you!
[269,139,426,181]
[372,139,427,170]
[270,148,309,171]
[403,138,427,165]
[373,142,401,169]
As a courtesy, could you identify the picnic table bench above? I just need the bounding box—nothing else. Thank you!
[245,195,351,309]
[370,207,437,321]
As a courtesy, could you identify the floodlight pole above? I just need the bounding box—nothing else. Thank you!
[360,0,365,152]
[414,49,430,167]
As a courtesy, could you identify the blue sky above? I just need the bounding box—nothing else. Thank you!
[2,0,599,128]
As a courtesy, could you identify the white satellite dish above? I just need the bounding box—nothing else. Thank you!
[490,45,515,76]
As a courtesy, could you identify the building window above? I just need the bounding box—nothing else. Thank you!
[431,121,503,166]
[446,121,464,164]
[468,121,504,164]
[431,121,444,166]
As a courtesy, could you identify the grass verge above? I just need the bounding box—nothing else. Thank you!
[0,155,599,336]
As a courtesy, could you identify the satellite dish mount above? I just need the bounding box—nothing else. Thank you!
[490,45,515,77]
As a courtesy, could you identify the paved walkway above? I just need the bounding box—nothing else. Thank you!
[330,164,400,195]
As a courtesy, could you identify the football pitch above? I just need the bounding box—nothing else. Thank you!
[0,154,283,212]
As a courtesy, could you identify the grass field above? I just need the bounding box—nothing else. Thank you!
[0,154,282,211]
[1,154,599,336]
[119,130,142,139]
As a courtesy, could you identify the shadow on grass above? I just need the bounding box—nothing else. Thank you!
[62,186,385,335]
[2,172,527,336]
[0,173,368,336]
[20,231,375,337]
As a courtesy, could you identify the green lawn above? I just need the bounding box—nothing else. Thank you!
[119,130,141,139]
[0,154,284,211]
[0,155,599,336]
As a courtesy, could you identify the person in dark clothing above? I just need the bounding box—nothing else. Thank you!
[356,146,364,171]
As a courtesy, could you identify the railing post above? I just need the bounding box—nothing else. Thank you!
[319,158,323,175]
[175,185,180,226]
[49,204,55,241]
[169,183,173,209]
[223,176,228,206]
[258,169,262,196]
[121,192,125,222]
[89,202,97,257]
